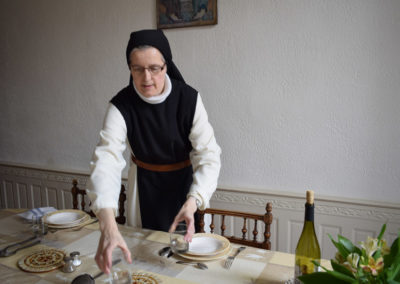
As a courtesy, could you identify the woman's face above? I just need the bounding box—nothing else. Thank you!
[129,47,167,97]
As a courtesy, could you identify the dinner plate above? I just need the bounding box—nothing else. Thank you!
[186,233,230,256]
[45,214,91,229]
[177,244,232,261]
[45,209,87,225]
[18,248,66,273]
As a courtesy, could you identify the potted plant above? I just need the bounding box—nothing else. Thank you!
[299,224,400,284]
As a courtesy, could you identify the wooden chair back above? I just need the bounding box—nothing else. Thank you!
[71,179,127,225]
[197,202,273,250]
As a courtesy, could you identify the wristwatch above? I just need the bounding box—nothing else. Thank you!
[195,198,201,209]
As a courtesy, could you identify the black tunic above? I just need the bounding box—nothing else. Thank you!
[110,79,198,231]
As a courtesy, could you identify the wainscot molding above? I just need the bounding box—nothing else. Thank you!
[212,189,400,223]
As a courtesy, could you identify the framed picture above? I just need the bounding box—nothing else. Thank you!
[157,0,217,29]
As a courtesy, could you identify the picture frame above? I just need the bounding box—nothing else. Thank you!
[156,0,217,29]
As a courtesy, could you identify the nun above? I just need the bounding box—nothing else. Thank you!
[86,29,221,273]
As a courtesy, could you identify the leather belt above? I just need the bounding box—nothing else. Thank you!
[131,155,191,172]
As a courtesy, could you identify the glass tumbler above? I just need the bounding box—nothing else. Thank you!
[170,223,189,254]
[111,270,132,284]
[31,215,40,236]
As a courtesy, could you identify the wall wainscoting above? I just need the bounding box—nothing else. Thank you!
[1,163,399,259]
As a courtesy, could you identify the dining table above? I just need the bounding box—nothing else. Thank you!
[0,208,329,284]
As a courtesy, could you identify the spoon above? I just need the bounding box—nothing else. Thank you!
[176,260,208,270]
[158,246,171,257]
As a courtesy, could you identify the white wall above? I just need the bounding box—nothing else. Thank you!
[1,0,399,205]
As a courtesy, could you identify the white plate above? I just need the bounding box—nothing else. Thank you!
[177,244,232,261]
[45,210,86,225]
[186,233,230,256]
[46,214,91,229]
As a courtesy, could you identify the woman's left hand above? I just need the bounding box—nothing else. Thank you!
[169,196,197,242]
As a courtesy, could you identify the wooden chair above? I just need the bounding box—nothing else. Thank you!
[197,202,273,250]
[71,179,127,225]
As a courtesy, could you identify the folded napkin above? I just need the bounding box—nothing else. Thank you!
[17,207,57,220]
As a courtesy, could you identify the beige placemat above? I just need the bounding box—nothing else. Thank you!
[269,251,294,267]
[269,251,332,269]
[257,263,294,284]
[0,214,32,236]
[39,254,100,284]
[131,269,197,284]
[175,256,266,284]
[146,231,170,244]
[84,221,100,230]
[0,262,42,284]
[0,244,65,270]
[61,230,100,257]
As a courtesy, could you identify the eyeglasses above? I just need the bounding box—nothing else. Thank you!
[130,63,166,76]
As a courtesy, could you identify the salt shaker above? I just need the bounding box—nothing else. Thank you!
[70,251,81,267]
[63,256,76,273]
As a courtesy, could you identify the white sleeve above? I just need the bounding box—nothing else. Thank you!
[86,103,127,215]
[187,94,221,210]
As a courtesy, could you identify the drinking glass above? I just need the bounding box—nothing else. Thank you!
[111,270,132,284]
[31,215,39,236]
[32,216,48,237]
[39,217,48,236]
[170,223,189,253]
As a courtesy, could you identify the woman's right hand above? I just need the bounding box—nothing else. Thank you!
[95,208,132,274]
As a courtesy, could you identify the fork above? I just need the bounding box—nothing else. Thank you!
[224,246,246,269]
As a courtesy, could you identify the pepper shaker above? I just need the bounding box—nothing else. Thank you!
[63,256,76,273]
[70,251,81,267]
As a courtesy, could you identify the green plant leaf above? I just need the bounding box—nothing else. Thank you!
[298,272,351,284]
[377,224,387,242]
[331,260,356,278]
[374,249,382,261]
[388,254,400,281]
[338,235,356,254]
[354,246,363,255]
[385,236,400,271]
[356,267,364,278]
[325,270,360,283]
[391,236,400,257]
[330,234,351,258]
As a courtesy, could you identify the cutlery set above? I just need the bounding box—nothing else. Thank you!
[159,245,246,270]
[0,236,41,257]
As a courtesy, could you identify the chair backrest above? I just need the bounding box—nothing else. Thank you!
[197,202,273,250]
[71,179,127,225]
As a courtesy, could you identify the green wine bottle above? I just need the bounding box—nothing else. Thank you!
[294,190,321,282]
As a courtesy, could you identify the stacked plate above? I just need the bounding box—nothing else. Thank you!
[44,209,91,229]
[177,233,231,261]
